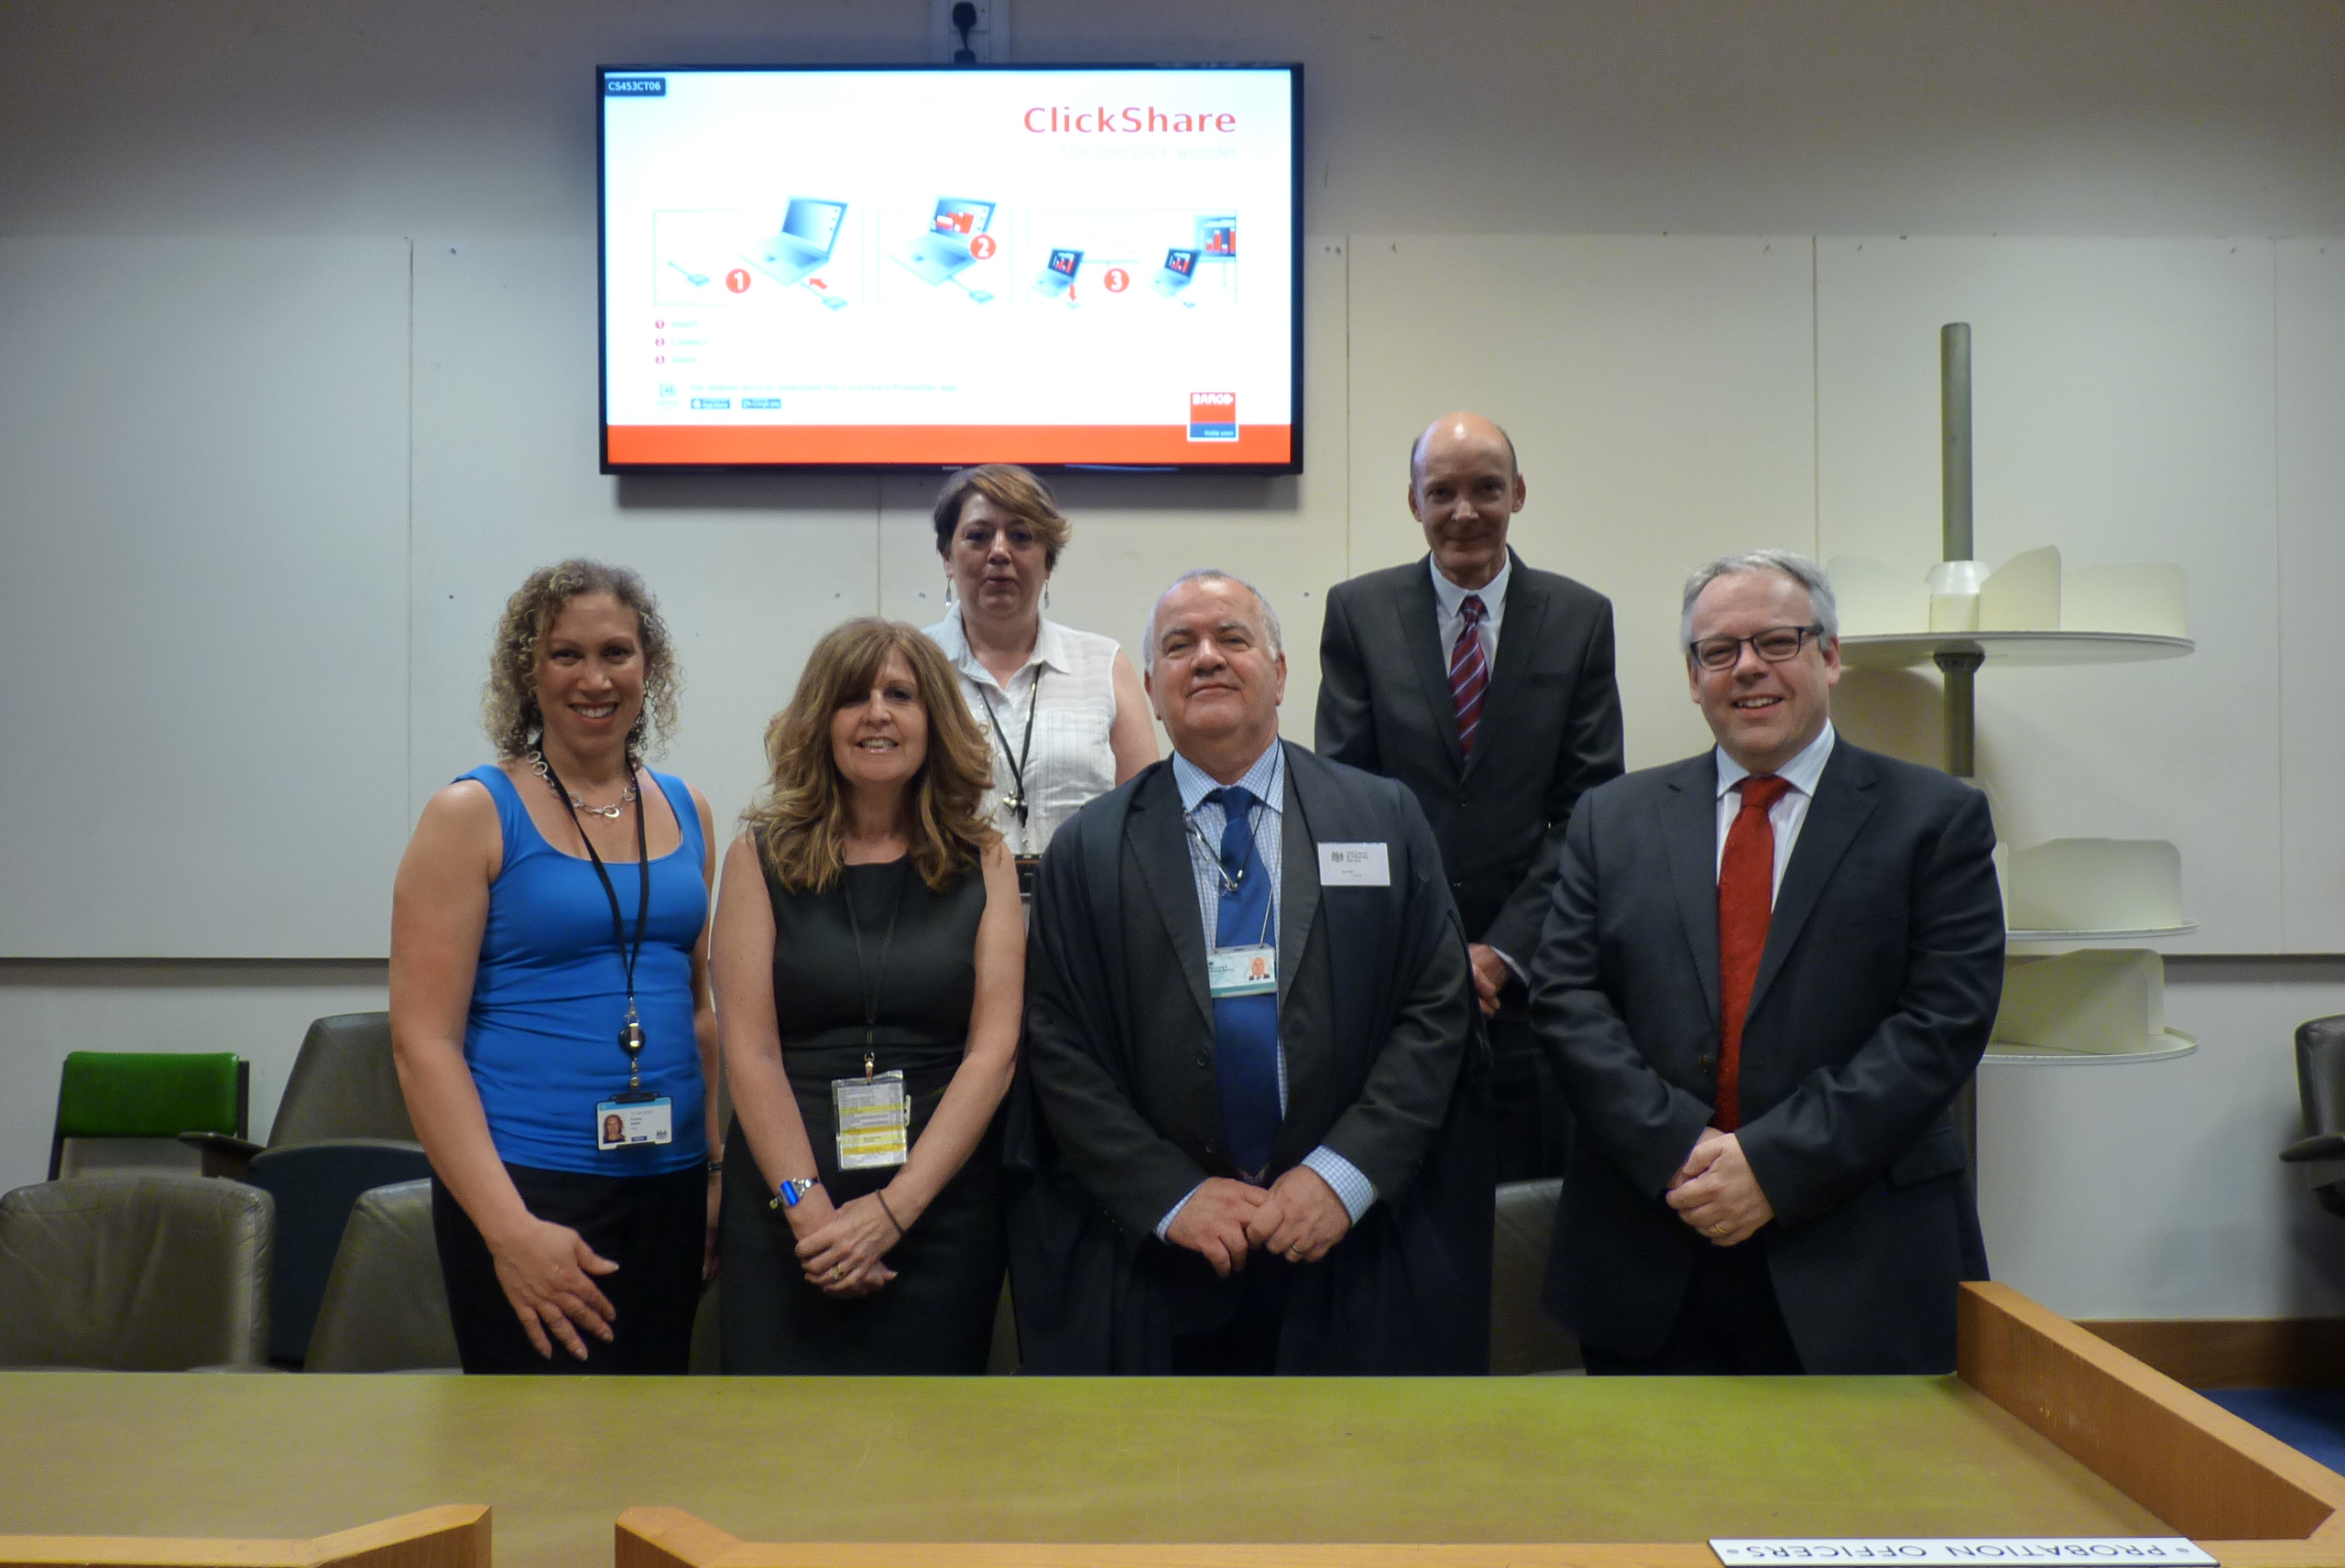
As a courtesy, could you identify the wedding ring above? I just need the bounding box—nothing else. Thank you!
[1711,1223,1729,1236]
[830,1264,844,1280]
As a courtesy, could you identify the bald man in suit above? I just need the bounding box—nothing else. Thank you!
[1316,412,1624,1180]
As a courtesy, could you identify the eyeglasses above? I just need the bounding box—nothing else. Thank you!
[1688,625,1826,672]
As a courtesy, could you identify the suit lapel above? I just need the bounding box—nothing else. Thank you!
[1125,767,1214,1033]
[1465,550,1544,784]
[1393,559,1465,774]
[1661,753,1723,1029]
[1275,750,1321,1015]
[1748,743,1881,1021]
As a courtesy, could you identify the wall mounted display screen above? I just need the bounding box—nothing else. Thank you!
[599,64,1302,473]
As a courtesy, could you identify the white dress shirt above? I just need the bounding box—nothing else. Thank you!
[1152,739,1378,1238]
[1429,550,1511,674]
[922,610,1123,855]
[1714,721,1838,902]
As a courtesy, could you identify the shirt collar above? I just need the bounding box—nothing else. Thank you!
[1429,550,1511,619]
[1172,736,1286,816]
[930,610,1069,688]
[1716,720,1837,800]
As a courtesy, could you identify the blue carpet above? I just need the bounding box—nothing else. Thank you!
[2200,1387,2345,1474]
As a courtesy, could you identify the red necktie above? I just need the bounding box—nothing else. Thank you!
[1449,594,1489,756]
[1716,774,1794,1131]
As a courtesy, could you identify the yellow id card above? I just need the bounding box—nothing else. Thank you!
[833,1070,911,1170]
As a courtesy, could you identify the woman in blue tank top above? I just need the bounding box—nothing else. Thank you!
[389,560,719,1373]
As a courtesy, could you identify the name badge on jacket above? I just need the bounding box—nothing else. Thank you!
[1317,842,1391,887]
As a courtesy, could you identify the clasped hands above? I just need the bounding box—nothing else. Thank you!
[785,1188,902,1299]
[1166,1166,1350,1279]
[1665,1127,1773,1247]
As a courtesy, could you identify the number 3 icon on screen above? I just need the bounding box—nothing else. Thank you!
[1104,268,1129,293]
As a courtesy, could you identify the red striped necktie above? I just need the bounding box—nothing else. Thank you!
[1716,773,1794,1131]
[1449,593,1490,756]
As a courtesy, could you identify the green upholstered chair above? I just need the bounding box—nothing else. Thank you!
[1490,1176,1581,1374]
[302,1179,460,1373]
[48,1051,256,1181]
[0,1171,273,1369]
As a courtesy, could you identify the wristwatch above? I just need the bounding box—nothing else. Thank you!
[770,1177,822,1211]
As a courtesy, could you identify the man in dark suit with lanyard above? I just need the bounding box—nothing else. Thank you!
[1316,411,1624,1181]
[1532,550,2002,1373]
[1020,569,1489,1373]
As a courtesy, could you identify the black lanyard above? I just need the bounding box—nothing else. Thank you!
[976,670,1042,827]
[538,753,651,1088]
[842,863,910,1071]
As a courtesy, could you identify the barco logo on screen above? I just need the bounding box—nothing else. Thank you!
[1024,105,1237,134]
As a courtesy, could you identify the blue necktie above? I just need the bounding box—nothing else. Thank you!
[1205,785,1282,1180]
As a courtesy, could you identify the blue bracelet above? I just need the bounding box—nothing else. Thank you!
[771,1177,821,1211]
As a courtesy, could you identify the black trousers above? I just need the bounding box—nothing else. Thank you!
[1489,1010,1573,1184]
[1580,1235,1804,1376]
[432,1162,705,1375]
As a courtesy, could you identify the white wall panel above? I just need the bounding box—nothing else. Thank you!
[1817,238,2284,953]
[2278,240,2345,953]
[1346,235,1817,771]
[407,238,881,860]
[0,238,411,957]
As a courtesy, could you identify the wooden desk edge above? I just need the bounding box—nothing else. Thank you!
[0,1507,489,1568]
[1958,1281,2345,1557]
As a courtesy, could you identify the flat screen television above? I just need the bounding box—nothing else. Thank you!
[598,63,1303,474]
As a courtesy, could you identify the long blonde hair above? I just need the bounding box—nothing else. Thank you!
[746,619,996,893]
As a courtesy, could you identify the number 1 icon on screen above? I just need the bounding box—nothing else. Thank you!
[726,269,751,293]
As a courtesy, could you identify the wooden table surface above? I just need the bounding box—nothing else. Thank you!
[0,1371,2165,1568]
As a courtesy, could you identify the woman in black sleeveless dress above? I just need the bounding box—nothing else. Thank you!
[712,619,1022,1372]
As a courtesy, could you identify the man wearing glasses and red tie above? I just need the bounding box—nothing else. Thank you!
[1530,550,2004,1375]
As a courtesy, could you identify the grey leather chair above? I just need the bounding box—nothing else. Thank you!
[304,1180,460,1372]
[1491,1177,1581,1374]
[0,1172,272,1369]
[269,1012,417,1147]
[2281,1015,2345,1216]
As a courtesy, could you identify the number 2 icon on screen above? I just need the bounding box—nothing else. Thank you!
[725,269,751,293]
[1104,268,1129,293]
[970,234,996,260]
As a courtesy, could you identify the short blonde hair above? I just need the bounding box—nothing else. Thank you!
[482,559,680,759]
[932,463,1073,568]
[745,620,996,894]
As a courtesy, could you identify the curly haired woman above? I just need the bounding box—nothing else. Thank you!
[390,560,718,1373]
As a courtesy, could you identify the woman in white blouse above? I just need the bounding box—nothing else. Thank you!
[921,465,1157,865]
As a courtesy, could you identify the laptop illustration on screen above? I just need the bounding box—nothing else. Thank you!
[1150,247,1201,297]
[895,198,997,286]
[1032,247,1084,299]
[747,197,848,288]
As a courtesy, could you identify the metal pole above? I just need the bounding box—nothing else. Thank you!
[1939,322,1982,1188]
[1942,323,1973,563]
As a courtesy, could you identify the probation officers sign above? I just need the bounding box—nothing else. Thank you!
[1711,1541,2217,1567]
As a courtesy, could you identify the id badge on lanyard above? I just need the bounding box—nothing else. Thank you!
[838,873,913,1170]
[530,752,671,1155]
[834,1055,910,1170]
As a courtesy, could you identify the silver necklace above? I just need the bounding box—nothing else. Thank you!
[527,750,638,820]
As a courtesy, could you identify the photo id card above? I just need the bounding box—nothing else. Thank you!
[1207,943,1278,997]
[596,1095,673,1149]
[1317,842,1391,887]
[833,1070,911,1170]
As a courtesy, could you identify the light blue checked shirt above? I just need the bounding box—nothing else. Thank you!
[1154,739,1379,1240]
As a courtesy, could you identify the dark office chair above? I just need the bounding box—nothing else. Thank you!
[2281,1015,2345,1217]
[1491,1177,1581,1373]
[240,1139,434,1364]
[0,1172,272,1369]
[304,1180,461,1373]
[49,1051,255,1181]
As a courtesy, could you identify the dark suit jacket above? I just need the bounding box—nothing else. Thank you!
[1018,742,1491,1373]
[1316,550,1625,966]
[1529,738,2004,1373]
